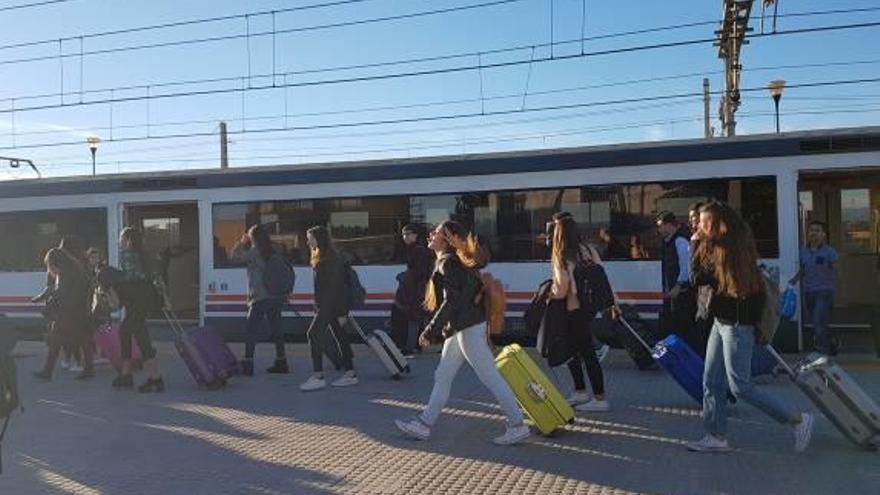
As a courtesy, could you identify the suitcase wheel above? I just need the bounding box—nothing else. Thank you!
[404,364,411,373]
[391,373,402,381]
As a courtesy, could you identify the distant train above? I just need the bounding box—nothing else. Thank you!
[2,126,879,352]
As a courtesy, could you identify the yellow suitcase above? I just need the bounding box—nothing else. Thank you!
[495,343,574,435]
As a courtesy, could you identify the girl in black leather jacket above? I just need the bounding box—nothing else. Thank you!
[395,220,530,446]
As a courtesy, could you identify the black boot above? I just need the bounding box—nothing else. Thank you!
[112,374,134,389]
[240,359,254,377]
[138,376,165,393]
[266,358,289,374]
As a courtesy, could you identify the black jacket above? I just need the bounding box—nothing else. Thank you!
[423,254,485,341]
[313,256,347,317]
[661,228,689,293]
[44,265,91,332]
[691,260,764,325]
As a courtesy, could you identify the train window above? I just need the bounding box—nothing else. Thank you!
[213,196,410,267]
[0,208,107,272]
[212,176,779,267]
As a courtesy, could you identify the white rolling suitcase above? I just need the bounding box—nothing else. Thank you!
[766,347,880,450]
[345,316,410,379]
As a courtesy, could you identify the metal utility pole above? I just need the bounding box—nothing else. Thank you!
[219,121,229,169]
[715,0,754,137]
[703,78,712,138]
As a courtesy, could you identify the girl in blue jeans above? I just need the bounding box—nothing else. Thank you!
[689,201,813,453]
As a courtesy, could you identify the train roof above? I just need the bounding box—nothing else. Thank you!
[2,125,880,199]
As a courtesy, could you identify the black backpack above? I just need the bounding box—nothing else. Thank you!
[0,329,20,475]
[344,264,367,311]
[263,254,296,298]
[573,261,615,317]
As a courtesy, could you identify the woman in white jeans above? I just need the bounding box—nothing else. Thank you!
[395,220,529,446]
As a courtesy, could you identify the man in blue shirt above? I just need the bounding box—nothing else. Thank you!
[791,221,839,355]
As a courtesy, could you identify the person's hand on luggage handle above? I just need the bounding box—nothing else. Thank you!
[418,332,432,349]
[609,305,622,321]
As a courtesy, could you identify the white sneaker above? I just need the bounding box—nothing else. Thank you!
[331,371,359,387]
[793,412,814,453]
[94,357,110,366]
[566,391,591,405]
[576,399,611,412]
[299,374,327,392]
[69,364,84,373]
[686,434,732,453]
[60,359,71,370]
[595,344,610,363]
[492,424,531,446]
[395,417,430,441]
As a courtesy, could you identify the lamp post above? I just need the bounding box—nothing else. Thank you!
[768,80,786,134]
[87,136,101,175]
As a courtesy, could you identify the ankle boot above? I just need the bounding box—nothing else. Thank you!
[138,376,165,393]
[266,358,289,374]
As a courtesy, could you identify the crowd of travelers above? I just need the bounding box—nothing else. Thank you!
[24,198,838,453]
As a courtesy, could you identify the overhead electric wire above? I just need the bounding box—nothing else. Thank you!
[3,19,880,118]
[0,0,377,52]
[4,74,880,153]
[0,0,526,67]
[29,101,880,172]
[0,0,73,13]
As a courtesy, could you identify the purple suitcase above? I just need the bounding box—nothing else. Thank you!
[166,311,240,389]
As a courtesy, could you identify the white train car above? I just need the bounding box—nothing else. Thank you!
[2,126,879,353]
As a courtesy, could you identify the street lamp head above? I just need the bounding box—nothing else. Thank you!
[768,79,786,99]
[87,136,101,152]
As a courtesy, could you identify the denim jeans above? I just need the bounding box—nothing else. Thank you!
[805,290,835,353]
[703,318,797,437]
[419,323,524,428]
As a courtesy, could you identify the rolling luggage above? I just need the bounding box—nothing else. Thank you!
[615,305,658,370]
[495,343,574,435]
[619,316,704,404]
[766,347,880,450]
[95,322,142,371]
[347,316,410,379]
[166,310,241,389]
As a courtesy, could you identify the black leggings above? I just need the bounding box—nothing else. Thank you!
[244,298,285,360]
[307,310,353,372]
[120,302,156,361]
[566,309,605,396]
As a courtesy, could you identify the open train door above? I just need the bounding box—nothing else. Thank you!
[121,202,200,322]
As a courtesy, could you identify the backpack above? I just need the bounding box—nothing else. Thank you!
[756,268,781,345]
[573,261,615,317]
[263,253,295,298]
[478,272,507,337]
[0,330,20,475]
[344,263,367,311]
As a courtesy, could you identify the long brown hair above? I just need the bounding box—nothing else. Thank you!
[423,220,487,312]
[550,212,580,270]
[694,201,763,297]
[307,225,336,268]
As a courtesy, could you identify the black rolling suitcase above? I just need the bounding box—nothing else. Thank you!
[614,304,659,370]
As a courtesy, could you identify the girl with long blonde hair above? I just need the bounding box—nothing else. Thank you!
[687,201,813,454]
[395,220,530,446]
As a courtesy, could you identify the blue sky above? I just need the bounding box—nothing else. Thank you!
[0,0,879,178]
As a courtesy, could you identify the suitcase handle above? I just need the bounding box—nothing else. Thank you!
[617,315,654,353]
[762,345,797,379]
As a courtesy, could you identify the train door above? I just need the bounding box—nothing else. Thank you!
[799,169,880,350]
[122,202,200,321]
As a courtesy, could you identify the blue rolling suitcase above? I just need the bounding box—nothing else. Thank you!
[619,317,704,404]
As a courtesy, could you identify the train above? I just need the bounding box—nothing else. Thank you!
[2,126,879,352]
